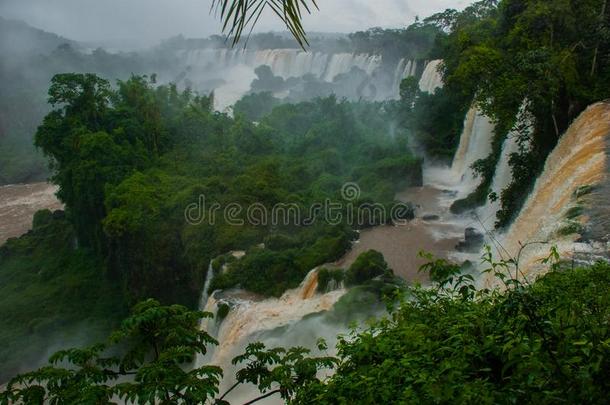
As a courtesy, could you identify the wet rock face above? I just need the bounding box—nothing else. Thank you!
[422,214,440,221]
[392,203,416,223]
[411,164,424,187]
[456,227,484,253]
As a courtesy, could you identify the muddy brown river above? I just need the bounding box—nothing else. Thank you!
[336,185,466,283]
[0,182,465,285]
[0,183,62,244]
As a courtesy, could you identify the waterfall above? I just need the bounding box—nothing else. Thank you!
[194,262,217,366]
[322,53,381,82]
[177,48,425,110]
[405,59,418,78]
[476,134,520,229]
[418,60,443,94]
[392,58,417,97]
[422,105,494,211]
[195,268,350,403]
[199,262,215,312]
[432,106,495,197]
[477,106,533,229]
[392,58,407,94]
[196,268,346,370]
[193,267,346,402]
[180,48,383,82]
[451,107,478,178]
[496,102,610,279]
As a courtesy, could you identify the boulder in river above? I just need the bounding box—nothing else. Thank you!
[455,227,485,253]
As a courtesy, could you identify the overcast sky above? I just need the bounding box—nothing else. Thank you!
[0,0,469,48]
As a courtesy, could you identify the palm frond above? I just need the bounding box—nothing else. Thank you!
[211,0,319,49]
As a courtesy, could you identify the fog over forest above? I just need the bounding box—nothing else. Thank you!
[0,0,468,49]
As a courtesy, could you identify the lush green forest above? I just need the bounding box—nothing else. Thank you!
[0,210,125,383]
[0,72,420,380]
[3,256,609,403]
[1,0,610,401]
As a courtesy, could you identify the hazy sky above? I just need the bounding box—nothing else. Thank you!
[0,0,469,48]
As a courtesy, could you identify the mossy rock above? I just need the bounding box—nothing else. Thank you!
[216,302,230,322]
[557,221,585,236]
[565,206,584,220]
[573,185,595,199]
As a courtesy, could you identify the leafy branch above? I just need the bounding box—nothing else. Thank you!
[0,299,337,405]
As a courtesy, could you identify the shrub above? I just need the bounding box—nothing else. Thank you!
[345,250,389,286]
[317,268,345,292]
[295,259,610,404]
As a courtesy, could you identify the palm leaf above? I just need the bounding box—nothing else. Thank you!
[211,0,319,48]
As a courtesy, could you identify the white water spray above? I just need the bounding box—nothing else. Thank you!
[197,268,346,369]
[177,48,430,110]
[424,106,495,202]
[392,58,417,95]
[418,60,443,94]
[475,103,534,229]
[496,103,610,277]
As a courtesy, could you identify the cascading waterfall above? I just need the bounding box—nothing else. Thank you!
[392,58,417,95]
[322,53,381,81]
[476,106,533,229]
[417,64,496,203]
[425,99,609,285]
[437,106,495,197]
[451,107,478,178]
[194,262,217,367]
[495,102,610,280]
[177,48,424,109]
[418,59,443,94]
[475,134,520,229]
[421,105,495,224]
[196,268,346,370]
[181,48,382,82]
[418,105,496,265]
[404,59,418,79]
[194,267,353,403]
[199,263,214,311]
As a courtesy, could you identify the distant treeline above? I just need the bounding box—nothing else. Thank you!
[159,24,443,62]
